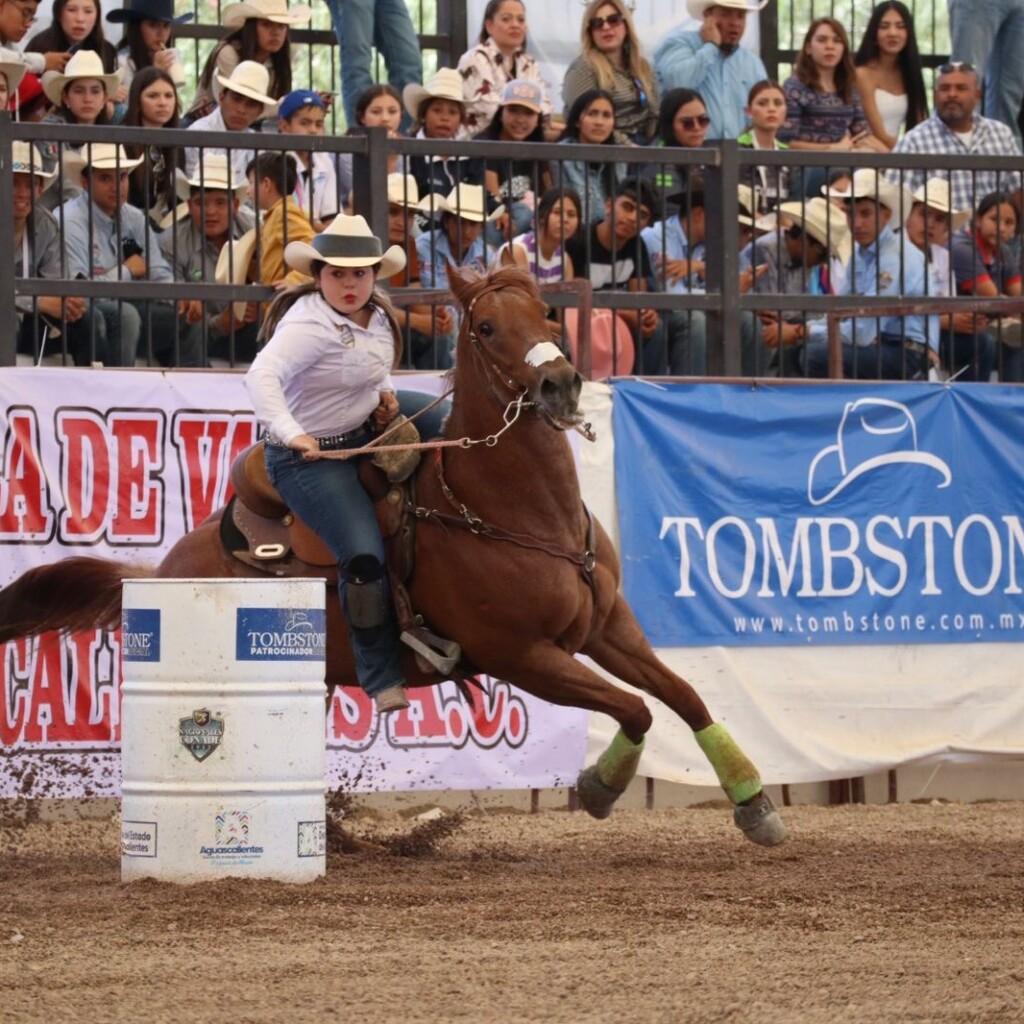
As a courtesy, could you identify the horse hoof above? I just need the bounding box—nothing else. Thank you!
[576,765,623,820]
[733,792,788,847]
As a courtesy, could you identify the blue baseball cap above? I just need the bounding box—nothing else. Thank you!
[278,90,325,121]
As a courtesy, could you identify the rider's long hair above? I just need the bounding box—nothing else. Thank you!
[259,261,403,367]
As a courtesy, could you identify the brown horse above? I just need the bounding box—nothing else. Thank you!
[0,265,785,845]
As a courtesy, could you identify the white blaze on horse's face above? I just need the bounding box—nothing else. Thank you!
[524,341,565,369]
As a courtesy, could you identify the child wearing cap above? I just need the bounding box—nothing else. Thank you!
[278,89,347,231]
[108,0,190,92]
[476,78,551,244]
[246,151,316,289]
[188,0,309,122]
[185,60,278,184]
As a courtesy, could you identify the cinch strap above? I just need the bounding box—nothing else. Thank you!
[694,723,762,805]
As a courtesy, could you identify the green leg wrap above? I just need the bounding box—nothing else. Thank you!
[694,723,762,805]
[596,729,645,792]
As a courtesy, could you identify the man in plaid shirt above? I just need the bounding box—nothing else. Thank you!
[892,64,1022,212]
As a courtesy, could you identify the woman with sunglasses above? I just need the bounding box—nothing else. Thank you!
[563,0,658,144]
[642,88,710,199]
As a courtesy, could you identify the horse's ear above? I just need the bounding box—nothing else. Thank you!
[446,261,471,306]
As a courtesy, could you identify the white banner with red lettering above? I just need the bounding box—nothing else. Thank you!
[0,368,589,799]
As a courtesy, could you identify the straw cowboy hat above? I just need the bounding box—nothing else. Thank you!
[825,168,913,222]
[403,67,465,121]
[176,154,250,200]
[42,49,121,105]
[215,228,259,320]
[423,183,502,223]
[686,0,769,18]
[107,0,193,24]
[912,178,970,232]
[65,142,143,176]
[779,197,851,258]
[737,184,776,232]
[387,172,427,209]
[284,214,406,278]
[215,60,278,117]
[222,0,311,30]
[0,47,27,93]
[10,141,53,183]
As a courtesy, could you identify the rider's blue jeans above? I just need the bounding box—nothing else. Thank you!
[263,390,448,696]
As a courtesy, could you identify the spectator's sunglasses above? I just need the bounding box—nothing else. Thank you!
[589,12,624,30]
[937,61,976,75]
[677,114,711,130]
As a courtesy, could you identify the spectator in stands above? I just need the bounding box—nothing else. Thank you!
[780,18,885,156]
[557,88,624,226]
[498,185,581,282]
[644,88,709,203]
[349,83,404,177]
[893,63,1023,213]
[854,1,928,150]
[564,0,658,144]
[122,66,181,227]
[0,45,25,110]
[404,68,485,199]
[950,0,1024,143]
[59,142,186,367]
[738,80,791,209]
[0,0,67,78]
[28,0,119,80]
[566,177,658,371]
[325,0,421,128]
[458,0,550,136]
[804,169,931,379]
[189,0,308,122]
[478,79,550,244]
[414,182,493,368]
[949,190,1019,380]
[161,155,258,363]
[11,69,49,120]
[185,60,279,183]
[904,177,965,300]
[12,142,87,361]
[740,197,849,376]
[247,151,316,288]
[654,0,767,141]
[39,50,117,185]
[279,90,343,231]
[108,0,189,93]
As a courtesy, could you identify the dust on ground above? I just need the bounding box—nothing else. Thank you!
[2,802,1023,1024]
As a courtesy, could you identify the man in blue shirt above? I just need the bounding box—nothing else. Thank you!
[654,0,768,140]
[60,142,193,367]
[804,169,933,380]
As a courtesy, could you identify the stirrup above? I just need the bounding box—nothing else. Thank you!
[400,626,461,675]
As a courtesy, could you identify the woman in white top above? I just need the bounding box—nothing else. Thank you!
[107,0,190,92]
[854,1,928,150]
[245,215,448,714]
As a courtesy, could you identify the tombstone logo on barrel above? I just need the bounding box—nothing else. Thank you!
[178,708,225,762]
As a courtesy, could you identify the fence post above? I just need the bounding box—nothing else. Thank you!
[0,114,15,366]
[438,0,469,68]
[759,3,780,83]
[351,126,389,245]
[703,140,741,376]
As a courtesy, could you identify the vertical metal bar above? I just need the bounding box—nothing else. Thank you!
[704,140,740,376]
[567,786,579,812]
[352,126,388,245]
[887,769,898,804]
[645,777,655,811]
[530,788,539,814]
[759,2,780,82]
[0,114,16,365]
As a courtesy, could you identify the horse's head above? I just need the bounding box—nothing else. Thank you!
[447,264,584,427]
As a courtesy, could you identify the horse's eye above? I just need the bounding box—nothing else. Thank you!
[477,322,494,338]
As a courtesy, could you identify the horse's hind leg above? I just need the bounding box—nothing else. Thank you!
[498,641,653,821]
[582,596,787,847]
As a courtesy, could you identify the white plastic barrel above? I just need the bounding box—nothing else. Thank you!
[120,578,328,884]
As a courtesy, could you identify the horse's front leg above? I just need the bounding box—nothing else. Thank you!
[582,595,787,848]
[498,641,652,821]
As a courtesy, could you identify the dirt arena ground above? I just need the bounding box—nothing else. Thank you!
[1,800,1023,1024]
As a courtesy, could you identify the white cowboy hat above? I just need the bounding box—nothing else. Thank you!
[422,183,502,223]
[387,172,427,209]
[403,67,465,121]
[737,184,776,232]
[686,0,768,18]
[42,49,121,106]
[0,47,27,93]
[779,197,851,258]
[11,141,55,183]
[215,227,259,320]
[825,168,913,223]
[158,201,191,230]
[284,214,406,278]
[222,0,311,30]
[176,153,250,200]
[911,178,970,232]
[65,142,143,177]
[215,60,278,117]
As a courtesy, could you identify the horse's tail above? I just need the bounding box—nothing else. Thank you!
[0,556,153,644]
